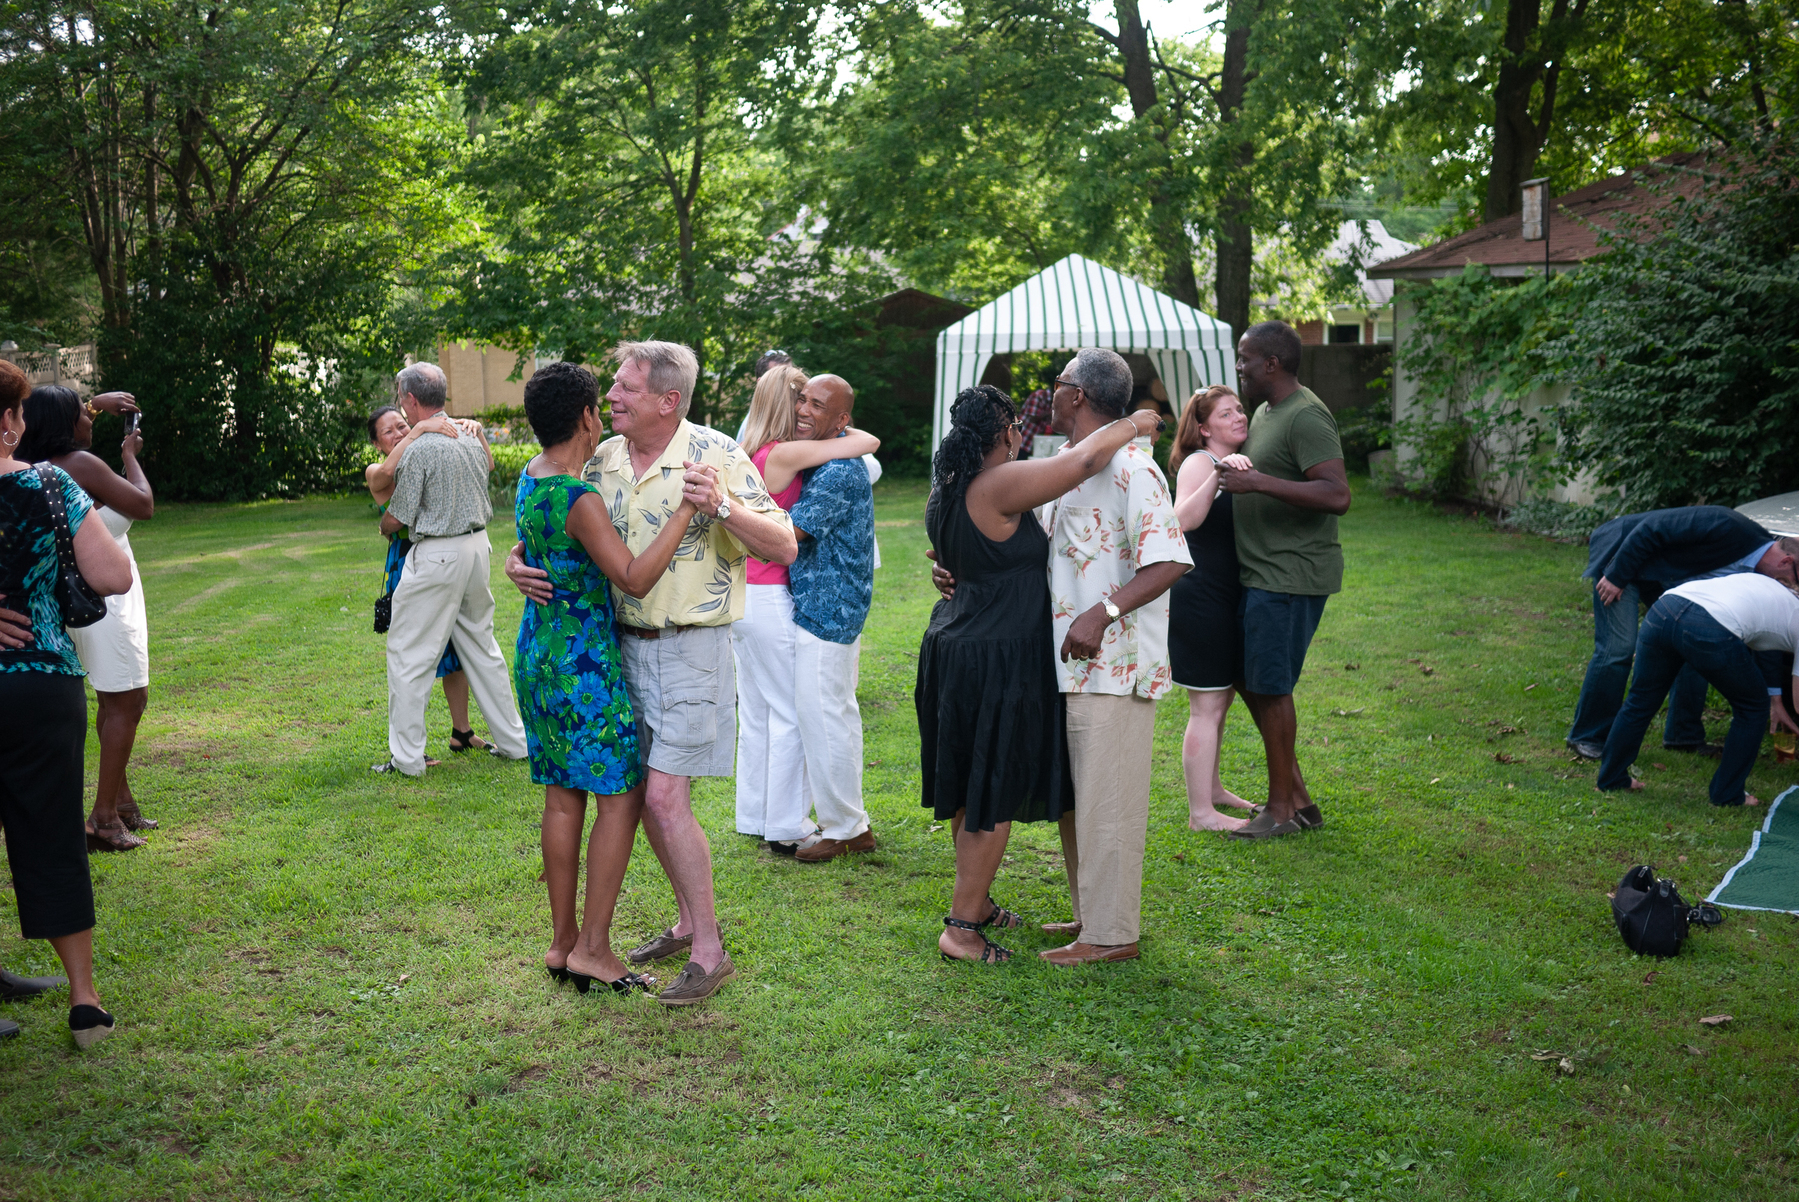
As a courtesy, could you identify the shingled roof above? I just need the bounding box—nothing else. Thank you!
[1368,152,1711,280]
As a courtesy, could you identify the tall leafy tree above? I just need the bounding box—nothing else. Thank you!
[0,0,462,497]
[447,0,870,425]
[804,1,1374,339]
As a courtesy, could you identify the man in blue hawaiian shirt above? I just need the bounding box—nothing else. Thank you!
[786,375,878,863]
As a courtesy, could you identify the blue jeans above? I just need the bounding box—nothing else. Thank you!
[1567,581,1709,747]
[1597,597,1767,806]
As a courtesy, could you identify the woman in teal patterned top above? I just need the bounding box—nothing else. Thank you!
[515,362,700,995]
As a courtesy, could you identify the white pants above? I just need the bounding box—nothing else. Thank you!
[733,585,809,839]
[795,627,869,842]
[386,531,527,775]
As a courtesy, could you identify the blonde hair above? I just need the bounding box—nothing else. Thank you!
[611,339,699,418]
[1167,384,1241,477]
[739,364,810,456]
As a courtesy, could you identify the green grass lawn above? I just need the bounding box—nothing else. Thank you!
[1,479,1794,1201]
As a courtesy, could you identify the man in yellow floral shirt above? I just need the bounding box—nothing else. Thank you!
[506,340,795,1006]
[1037,349,1191,966]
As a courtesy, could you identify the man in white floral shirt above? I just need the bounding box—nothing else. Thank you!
[1037,348,1192,966]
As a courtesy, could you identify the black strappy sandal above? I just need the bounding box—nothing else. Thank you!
[979,898,1025,930]
[448,728,491,753]
[941,916,1013,964]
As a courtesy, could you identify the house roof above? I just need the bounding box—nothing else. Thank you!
[1368,152,1710,280]
[1325,219,1418,305]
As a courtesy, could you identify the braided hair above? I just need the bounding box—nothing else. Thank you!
[932,384,1017,500]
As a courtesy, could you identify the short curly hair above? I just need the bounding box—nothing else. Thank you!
[523,361,600,448]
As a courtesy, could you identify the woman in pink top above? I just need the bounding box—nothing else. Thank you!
[733,364,880,852]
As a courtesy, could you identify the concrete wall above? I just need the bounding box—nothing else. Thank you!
[436,342,535,417]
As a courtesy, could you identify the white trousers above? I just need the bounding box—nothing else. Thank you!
[733,585,809,839]
[795,627,869,842]
[386,531,527,775]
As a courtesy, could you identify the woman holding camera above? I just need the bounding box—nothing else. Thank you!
[0,361,135,1046]
[17,387,157,852]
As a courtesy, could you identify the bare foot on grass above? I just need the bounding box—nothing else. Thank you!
[1212,789,1257,811]
[1190,807,1248,833]
[1745,793,1762,806]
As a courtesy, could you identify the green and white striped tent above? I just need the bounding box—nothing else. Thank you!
[931,253,1236,447]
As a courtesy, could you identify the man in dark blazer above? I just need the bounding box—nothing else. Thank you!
[1568,505,1798,758]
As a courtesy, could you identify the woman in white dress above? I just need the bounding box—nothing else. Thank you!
[17,387,156,852]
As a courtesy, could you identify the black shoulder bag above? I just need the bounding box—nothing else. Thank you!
[1611,865,1723,957]
[34,464,109,629]
[374,537,408,633]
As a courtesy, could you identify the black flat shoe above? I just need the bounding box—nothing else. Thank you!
[0,969,67,1000]
[69,1004,114,1049]
[0,1018,19,1040]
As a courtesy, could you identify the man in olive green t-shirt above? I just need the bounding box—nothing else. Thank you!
[1220,321,1352,840]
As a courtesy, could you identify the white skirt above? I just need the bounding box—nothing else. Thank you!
[68,507,150,692]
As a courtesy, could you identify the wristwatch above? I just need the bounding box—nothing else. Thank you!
[715,497,733,521]
[1103,599,1121,623]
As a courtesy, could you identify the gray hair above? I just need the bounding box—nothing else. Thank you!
[395,361,448,410]
[613,340,699,418]
[1066,348,1133,417]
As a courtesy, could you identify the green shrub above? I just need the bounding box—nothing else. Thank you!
[1546,135,1799,509]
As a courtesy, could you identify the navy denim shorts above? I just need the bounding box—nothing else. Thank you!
[1240,588,1329,696]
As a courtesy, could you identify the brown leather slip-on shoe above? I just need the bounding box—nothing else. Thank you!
[1039,941,1139,966]
[1040,920,1083,935]
[1293,804,1325,830]
[794,828,877,863]
[626,927,694,965]
[656,953,736,1006]
[1228,811,1304,840]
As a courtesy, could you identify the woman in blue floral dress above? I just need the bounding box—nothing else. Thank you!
[514,362,699,995]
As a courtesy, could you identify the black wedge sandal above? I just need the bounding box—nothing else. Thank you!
[979,898,1025,929]
[941,916,1013,964]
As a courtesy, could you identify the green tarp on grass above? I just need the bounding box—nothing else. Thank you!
[1706,785,1799,914]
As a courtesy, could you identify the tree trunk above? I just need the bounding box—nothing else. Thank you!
[1114,1,1200,308]
[1484,0,1545,220]
[1213,8,1254,342]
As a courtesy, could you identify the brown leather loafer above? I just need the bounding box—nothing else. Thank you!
[626,927,693,965]
[656,953,737,1006]
[1040,920,1083,935]
[1228,811,1304,840]
[1039,941,1139,965]
[794,828,876,863]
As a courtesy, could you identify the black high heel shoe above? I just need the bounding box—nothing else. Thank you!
[547,964,572,984]
[564,968,657,995]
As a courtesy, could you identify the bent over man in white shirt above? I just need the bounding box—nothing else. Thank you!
[1597,559,1799,808]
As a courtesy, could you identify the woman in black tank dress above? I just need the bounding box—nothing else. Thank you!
[1166,386,1259,832]
[916,386,1163,964]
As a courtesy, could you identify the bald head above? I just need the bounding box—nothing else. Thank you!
[796,373,855,441]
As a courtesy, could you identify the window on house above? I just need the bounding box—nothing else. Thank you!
[1329,324,1361,344]
[1374,319,1394,343]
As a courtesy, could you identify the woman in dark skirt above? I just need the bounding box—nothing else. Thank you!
[0,359,135,1046]
[916,385,1162,964]
[1167,385,1259,832]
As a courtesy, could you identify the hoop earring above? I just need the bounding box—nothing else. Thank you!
[0,430,16,448]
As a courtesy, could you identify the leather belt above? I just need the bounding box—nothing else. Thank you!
[618,623,700,640]
[414,525,485,539]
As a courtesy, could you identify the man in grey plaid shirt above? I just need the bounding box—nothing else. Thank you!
[376,362,527,776]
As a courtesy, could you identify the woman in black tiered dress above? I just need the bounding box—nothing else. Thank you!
[916,386,1161,964]
[1166,386,1260,832]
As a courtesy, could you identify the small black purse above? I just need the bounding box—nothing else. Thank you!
[374,536,407,633]
[1611,865,1723,957]
[35,464,109,629]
